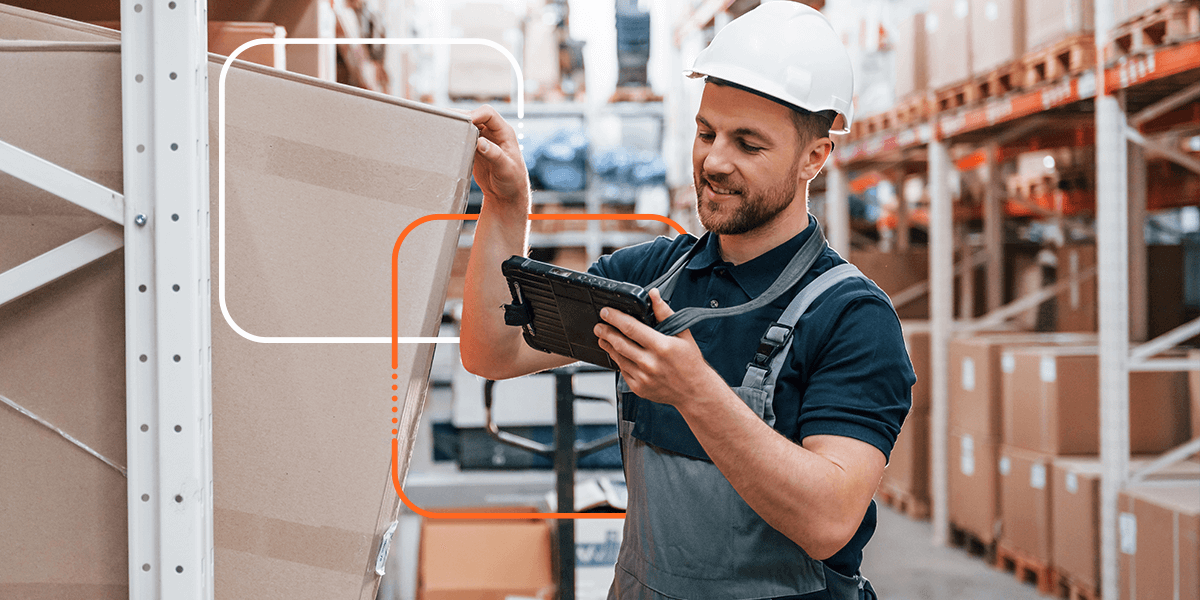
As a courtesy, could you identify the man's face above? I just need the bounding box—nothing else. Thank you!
[692,82,805,235]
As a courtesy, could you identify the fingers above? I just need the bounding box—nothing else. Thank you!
[649,288,674,322]
[469,105,519,147]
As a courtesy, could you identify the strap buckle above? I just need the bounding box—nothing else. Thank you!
[503,302,532,327]
[750,322,793,372]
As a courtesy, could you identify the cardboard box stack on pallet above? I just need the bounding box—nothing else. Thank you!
[994,344,1194,594]
[879,323,931,517]
[0,6,475,599]
[448,1,522,101]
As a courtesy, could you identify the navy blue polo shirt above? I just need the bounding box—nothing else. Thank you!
[589,217,915,578]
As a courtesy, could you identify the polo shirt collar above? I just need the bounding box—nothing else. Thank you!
[685,215,818,299]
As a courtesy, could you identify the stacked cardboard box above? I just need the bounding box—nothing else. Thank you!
[418,513,555,600]
[1119,482,1200,600]
[946,332,1095,544]
[1053,458,1200,594]
[880,324,930,508]
[970,0,1025,74]
[448,1,522,99]
[893,13,928,100]
[1025,0,1093,51]
[1190,348,1200,439]
[927,0,972,89]
[998,344,1192,580]
[851,249,930,319]
[0,6,474,599]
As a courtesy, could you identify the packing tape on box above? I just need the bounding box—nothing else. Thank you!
[0,394,126,477]
[0,583,128,599]
[214,507,373,576]
[0,40,118,53]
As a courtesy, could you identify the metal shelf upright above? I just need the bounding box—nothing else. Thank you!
[121,0,214,597]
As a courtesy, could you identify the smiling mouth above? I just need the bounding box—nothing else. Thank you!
[704,180,741,195]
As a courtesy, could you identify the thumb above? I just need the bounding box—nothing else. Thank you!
[476,136,493,157]
[649,288,674,322]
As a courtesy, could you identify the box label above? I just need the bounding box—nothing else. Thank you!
[1119,512,1137,555]
[961,357,976,391]
[1002,353,1015,373]
[985,1,999,20]
[925,13,939,33]
[954,0,969,19]
[1065,472,1078,494]
[999,456,1011,476]
[960,434,975,476]
[1030,464,1046,490]
[1040,356,1057,382]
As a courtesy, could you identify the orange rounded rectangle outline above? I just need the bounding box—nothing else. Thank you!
[391,212,687,519]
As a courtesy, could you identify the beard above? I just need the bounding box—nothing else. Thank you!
[693,161,801,235]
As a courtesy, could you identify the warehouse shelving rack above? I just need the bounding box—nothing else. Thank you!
[828,2,1200,598]
[0,1,213,597]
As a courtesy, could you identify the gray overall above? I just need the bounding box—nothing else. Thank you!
[609,229,876,600]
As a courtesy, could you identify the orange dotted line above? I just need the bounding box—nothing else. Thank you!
[391,372,399,436]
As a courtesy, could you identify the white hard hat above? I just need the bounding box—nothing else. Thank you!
[686,1,854,135]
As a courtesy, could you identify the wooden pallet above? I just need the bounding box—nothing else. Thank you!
[995,544,1058,595]
[949,523,996,562]
[973,62,1025,101]
[875,484,930,520]
[892,93,931,127]
[1053,576,1100,600]
[933,81,982,113]
[849,111,896,141]
[1107,1,1200,61]
[609,86,663,103]
[1025,34,1097,86]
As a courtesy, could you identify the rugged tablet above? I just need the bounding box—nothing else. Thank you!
[501,256,655,369]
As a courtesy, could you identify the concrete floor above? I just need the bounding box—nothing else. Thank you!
[863,504,1044,600]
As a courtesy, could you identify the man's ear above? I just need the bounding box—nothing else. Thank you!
[800,137,833,180]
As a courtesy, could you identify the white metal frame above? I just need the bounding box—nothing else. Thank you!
[121,0,213,597]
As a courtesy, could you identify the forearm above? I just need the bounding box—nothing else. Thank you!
[677,378,878,559]
[460,197,532,378]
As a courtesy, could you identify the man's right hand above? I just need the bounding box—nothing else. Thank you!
[469,105,530,210]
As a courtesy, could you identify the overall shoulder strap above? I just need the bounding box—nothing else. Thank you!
[653,221,828,337]
[741,263,867,420]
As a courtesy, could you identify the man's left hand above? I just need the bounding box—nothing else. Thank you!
[595,289,724,408]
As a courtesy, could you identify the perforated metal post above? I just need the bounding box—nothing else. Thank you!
[122,0,213,598]
[1095,1,1130,597]
[927,138,953,545]
[825,163,850,257]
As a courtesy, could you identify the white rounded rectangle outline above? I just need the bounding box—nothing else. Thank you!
[218,37,525,345]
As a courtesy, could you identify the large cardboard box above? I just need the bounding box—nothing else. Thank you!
[0,7,475,599]
[948,332,1096,439]
[927,0,972,89]
[882,407,930,503]
[1054,457,1200,592]
[970,0,1025,74]
[949,426,1002,543]
[998,444,1052,562]
[1119,482,1200,600]
[1026,0,1093,51]
[417,518,555,600]
[1002,345,1192,455]
[894,13,928,98]
[1056,244,1097,332]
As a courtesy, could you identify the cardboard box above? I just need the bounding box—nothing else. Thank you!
[927,0,973,88]
[1054,457,1200,592]
[1119,482,1200,600]
[894,13,928,98]
[1002,345,1192,455]
[89,21,285,69]
[882,407,930,502]
[575,518,623,600]
[1025,0,1093,51]
[903,324,930,413]
[448,2,521,99]
[1056,244,1097,332]
[948,332,1096,439]
[417,518,555,600]
[851,249,929,319]
[0,6,475,599]
[998,444,1052,562]
[971,0,1025,74]
[949,426,1002,543]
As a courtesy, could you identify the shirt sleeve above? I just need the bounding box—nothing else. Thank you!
[796,294,915,461]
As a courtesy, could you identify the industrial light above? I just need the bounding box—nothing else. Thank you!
[1043,155,1055,170]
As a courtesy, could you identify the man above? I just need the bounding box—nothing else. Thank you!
[460,3,914,599]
